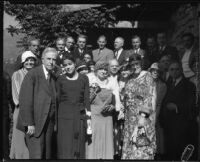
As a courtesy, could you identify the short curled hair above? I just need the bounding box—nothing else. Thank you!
[62,54,76,65]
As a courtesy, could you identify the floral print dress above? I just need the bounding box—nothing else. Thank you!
[121,71,157,160]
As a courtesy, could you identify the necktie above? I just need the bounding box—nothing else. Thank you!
[115,51,118,59]
[171,79,176,89]
[98,49,101,55]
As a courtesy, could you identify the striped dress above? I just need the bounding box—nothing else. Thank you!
[9,68,29,159]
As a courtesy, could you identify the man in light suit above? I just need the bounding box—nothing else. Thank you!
[17,47,58,159]
[92,35,114,64]
[114,37,128,65]
[127,35,150,70]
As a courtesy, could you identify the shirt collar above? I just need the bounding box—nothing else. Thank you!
[42,64,49,79]
[174,76,183,86]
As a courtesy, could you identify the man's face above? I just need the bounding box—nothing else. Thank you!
[132,38,141,49]
[182,36,193,49]
[29,40,40,55]
[97,37,106,49]
[157,33,167,46]
[109,60,119,75]
[42,51,57,71]
[150,69,159,80]
[159,56,170,71]
[114,38,123,50]
[168,63,182,79]
[56,39,65,52]
[147,38,156,49]
[77,37,86,49]
[66,37,74,50]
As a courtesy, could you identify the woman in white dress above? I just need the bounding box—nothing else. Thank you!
[10,51,36,159]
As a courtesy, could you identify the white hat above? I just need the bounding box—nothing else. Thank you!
[21,51,36,63]
[150,62,159,70]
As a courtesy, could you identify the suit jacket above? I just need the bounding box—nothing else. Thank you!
[160,76,197,129]
[92,47,114,64]
[73,47,91,64]
[156,45,179,61]
[56,50,71,67]
[126,48,151,69]
[16,65,57,137]
[179,46,199,73]
[115,49,128,65]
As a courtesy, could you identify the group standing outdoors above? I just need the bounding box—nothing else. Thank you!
[3,31,199,160]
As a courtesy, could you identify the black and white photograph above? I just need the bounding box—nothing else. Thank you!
[2,1,200,161]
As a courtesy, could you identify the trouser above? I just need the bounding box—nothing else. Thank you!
[25,113,55,159]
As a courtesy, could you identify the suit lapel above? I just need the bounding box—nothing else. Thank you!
[118,49,124,63]
[38,65,52,96]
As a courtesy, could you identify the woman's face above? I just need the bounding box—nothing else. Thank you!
[23,57,36,70]
[131,61,142,74]
[121,70,131,79]
[63,59,76,74]
[151,69,159,80]
[83,54,92,63]
[96,68,108,80]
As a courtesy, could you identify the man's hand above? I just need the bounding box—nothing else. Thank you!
[27,125,35,136]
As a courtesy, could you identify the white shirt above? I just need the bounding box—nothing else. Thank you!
[174,76,183,86]
[42,65,49,80]
[65,47,71,53]
[115,48,123,60]
[181,48,195,78]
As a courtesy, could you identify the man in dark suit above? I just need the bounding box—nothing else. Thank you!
[114,37,128,65]
[156,32,179,61]
[14,37,41,71]
[92,35,114,64]
[55,37,66,67]
[17,47,58,159]
[127,35,150,69]
[146,36,158,65]
[56,36,75,67]
[73,34,91,63]
[160,61,198,160]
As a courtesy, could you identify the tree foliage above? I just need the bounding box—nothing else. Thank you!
[4,2,118,49]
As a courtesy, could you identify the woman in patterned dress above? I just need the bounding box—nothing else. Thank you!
[121,54,157,160]
[10,51,36,159]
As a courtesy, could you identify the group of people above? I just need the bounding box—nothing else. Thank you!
[3,31,199,160]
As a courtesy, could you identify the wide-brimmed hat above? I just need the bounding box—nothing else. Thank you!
[21,51,36,63]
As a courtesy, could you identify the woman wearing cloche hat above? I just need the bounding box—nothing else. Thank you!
[10,51,36,159]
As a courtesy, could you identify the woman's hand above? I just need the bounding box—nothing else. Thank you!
[138,115,148,127]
